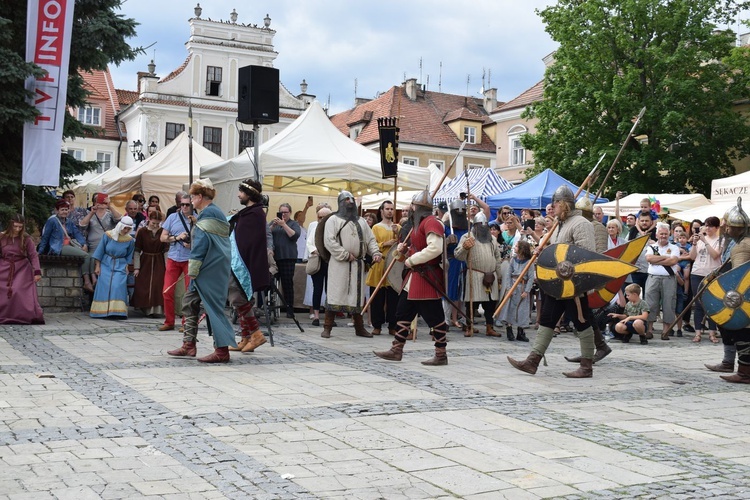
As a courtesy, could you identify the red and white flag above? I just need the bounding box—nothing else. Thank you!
[22,0,75,187]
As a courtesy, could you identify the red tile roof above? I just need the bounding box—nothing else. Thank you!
[78,68,121,140]
[160,54,192,84]
[496,80,544,112]
[330,85,496,152]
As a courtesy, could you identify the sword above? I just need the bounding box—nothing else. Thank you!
[664,258,732,334]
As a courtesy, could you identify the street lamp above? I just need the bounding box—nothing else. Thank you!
[148,141,157,155]
[130,140,144,161]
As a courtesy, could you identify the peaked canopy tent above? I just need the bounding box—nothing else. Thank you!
[362,164,444,210]
[102,131,222,210]
[485,168,607,213]
[594,193,711,217]
[668,201,736,224]
[72,166,126,205]
[201,100,431,213]
[433,167,514,204]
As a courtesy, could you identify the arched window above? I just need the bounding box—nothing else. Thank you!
[508,125,527,166]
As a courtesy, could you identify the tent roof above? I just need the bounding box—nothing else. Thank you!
[201,100,431,211]
[669,201,735,223]
[485,169,607,210]
[434,168,514,203]
[102,131,222,198]
[710,170,750,203]
[595,193,710,217]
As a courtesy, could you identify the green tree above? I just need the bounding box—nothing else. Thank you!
[0,0,140,231]
[522,0,750,198]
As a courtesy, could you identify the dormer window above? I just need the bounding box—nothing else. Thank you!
[463,126,476,144]
[349,124,364,140]
[206,66,222,96]
[77,106,101,126]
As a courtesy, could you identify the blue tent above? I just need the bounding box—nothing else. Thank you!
[485,169,608,214]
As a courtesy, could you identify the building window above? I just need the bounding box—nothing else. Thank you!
[203,126,222,155]
[166,123,185,145]
[67,149,83,161]
[510,137,525,166]
[96,152,112,174]
[402,157,418,166]
[77,106,101,126]
[206,66,222,96]
[463,126,476,144]
[239,130,254,153]
[429,160,445,172]
[349,124,364,140]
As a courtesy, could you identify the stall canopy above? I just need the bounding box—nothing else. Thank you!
[72,166,125,203]
[710,170,750,203]
[101,131,222,207]
[595,193,710,217]
[433,167,514,204]
[485,169,607,211]
[669,201,735,223]
[201,100,431,212]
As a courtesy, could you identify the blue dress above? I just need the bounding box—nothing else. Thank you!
[90,232,135,318]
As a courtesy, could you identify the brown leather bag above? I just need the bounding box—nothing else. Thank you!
[482,272,495,288]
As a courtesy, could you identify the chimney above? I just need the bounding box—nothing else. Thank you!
[483,88,497,112]
[404,78,420,101]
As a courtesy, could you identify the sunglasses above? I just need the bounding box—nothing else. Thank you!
[501,211,512,216]
[180,203,192,207]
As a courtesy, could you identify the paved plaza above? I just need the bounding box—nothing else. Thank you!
[1,312,749,499]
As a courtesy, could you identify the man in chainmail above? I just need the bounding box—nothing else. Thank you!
[320,191,382,338]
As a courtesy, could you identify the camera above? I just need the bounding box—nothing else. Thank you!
[523,219,536,231]
[276,212,283,219]
[459,192,467,200]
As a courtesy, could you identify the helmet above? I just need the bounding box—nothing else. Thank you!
[411,189,433,209]
[575,196,593,212]
[723,197,750,230]
[552,185,575,208]
[473,212,488,225]
[338,190,355,205]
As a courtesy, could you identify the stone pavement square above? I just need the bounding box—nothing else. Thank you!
[0,312,749,499]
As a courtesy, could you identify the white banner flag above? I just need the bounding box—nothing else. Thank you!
[22,0,76,187]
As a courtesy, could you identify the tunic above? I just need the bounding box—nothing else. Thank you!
[132,227,167,314]
[365,221,400,287]
[453,234,503,302]
[445,226,467,301]
[404,215,445,300]
[0,235,44,324]
[500,257,536,327]
[90,232,135,318]
[188,203,236,347]
[324,215,381,312]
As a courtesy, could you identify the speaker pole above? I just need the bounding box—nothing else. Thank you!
[253,121,260,182]
[188,103,194,186]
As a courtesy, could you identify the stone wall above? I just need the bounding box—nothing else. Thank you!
[38,255,84,313]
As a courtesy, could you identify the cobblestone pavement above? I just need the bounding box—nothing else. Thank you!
[1,312,749,499]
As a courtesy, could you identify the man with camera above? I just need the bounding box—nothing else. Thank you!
[159,194,193,331]
[269,203,301,318]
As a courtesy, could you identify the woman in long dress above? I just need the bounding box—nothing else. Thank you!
[90,216,135,318]
[132,211,168,317]
[0,214,44,324]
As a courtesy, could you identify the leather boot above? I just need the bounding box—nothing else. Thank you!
[242,330,267,352]
[229,337,250,352]
[421,346,448,366]
[507,352,542,374]
[506,325,515,341]
[321,310,336,338]
[720,363,750,384]
[486,324,500,337]
[374,340,404,361]
[566,344,612,364]
[198,346,230,363]
[563,358,593,378]
[371,328,382,336]
[464,322,474,337]
[353,313,372,337]
[83,274,94,293]
[516,327,529,342]
[388,328,396,336]
[705,361,734,373]
[168,341,197,357]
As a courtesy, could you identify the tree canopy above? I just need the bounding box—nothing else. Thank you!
[0,0,140,230]
[522,0,750,198]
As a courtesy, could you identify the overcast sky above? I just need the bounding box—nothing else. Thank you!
[110,0,559,114]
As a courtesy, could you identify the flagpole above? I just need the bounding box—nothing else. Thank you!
[188,104,194,185]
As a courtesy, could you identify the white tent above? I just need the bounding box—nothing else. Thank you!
[201,100,431,212]
[669,202,735,223]
[361,164,443,210]
[595,193,710,216]
[433,167,514,203]
[710,170,750,203]
[72,166,126,204]
[102,131,222,208]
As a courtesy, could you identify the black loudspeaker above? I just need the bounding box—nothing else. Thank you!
[238,65,279,124]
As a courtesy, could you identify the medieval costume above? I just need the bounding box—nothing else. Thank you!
[498,250,535,341]
[169,180,238,363]
[0,219,44,324]
[374,190,449,366]
[365,208,401,336]
[454,213,503,337]
[90,217,135,318]
[445,200,468,328]
[508,185,598,378]
[227,179,270,354]
[132,223,168,316]
[321,191,381,338]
